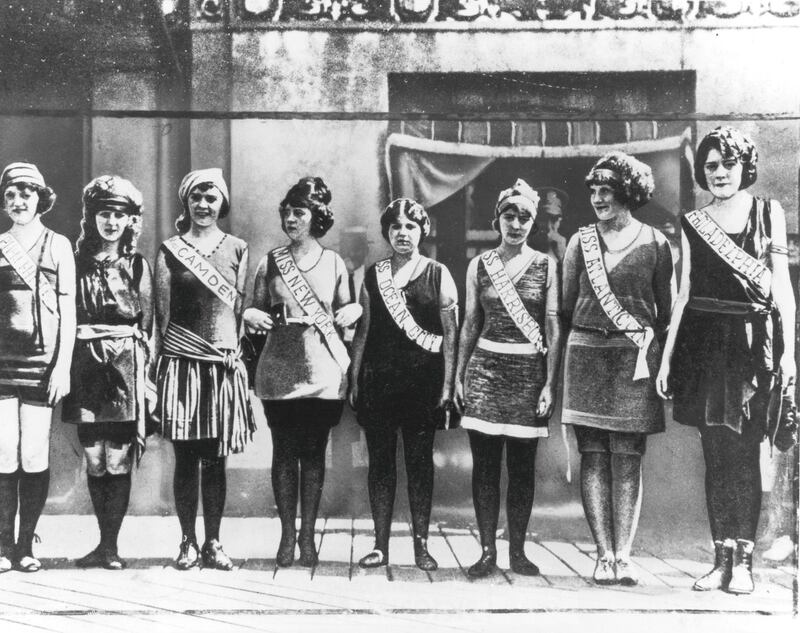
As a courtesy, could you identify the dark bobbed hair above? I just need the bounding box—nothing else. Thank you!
[280,177,334,238]
[76,176,142,270]
[694,126,758,191]
[491,205,540,234]
[584,151,655,211]
[380,198,431,244]
[176,182,230,234]
[3,182,56,215]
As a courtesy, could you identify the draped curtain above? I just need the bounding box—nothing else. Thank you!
[386,130,693,209]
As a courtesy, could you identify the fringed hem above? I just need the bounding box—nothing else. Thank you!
[461,416,549,439]
[156,355,256,456]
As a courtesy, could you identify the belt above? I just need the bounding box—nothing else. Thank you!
[476,338,541,355]
[572,324,647,338]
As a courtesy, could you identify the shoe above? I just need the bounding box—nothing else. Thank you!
[763,535,794,563]
[17,555,42,573]
[201,539,234,571]
[726,539,755,595]
[358,549,388,568]
[175,536,200,570]
[276,532,296,568]
[467,547,497,578]
[693,539,734,591]
[413,538,438,571]
[101,551,127,571]
[614,557,638,586]
[75,547,105,569]
[593,554,616,585]
[509,549,540,576]
[0,544,14,573]
[298,534,318,567]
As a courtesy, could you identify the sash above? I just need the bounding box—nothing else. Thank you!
[480,249,546,354]
[684,209,772,298]
[578,225,654,380]
[162,236,237,309]
[374,258,442,353]
[76,324,153,463]
[0,231,58,313]
[272,247,350,372]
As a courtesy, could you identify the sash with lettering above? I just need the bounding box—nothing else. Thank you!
[374,258,442,353]
[578,225,654,381]
[0,231,58,313]
[272,246,350,372]
[684,208,772,298]
[480,249,546,354]
[162,236,238,309]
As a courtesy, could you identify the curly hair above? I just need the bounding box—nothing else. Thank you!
[380,198,431,244]
[1,162,57,215]
[584,151,655,210]
[280,177,334,238]
[2,182,56,215]
[695,126,758,191]
[75,175,143,271]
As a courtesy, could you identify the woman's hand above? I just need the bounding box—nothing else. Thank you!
[47,362,71,407]
[334,303,362,329]
[453,380,465,414]
[244,307,274,334]
[780,354,797,389]
[656,362,672,400]
[536,383,555,419]
[437,385,454,410]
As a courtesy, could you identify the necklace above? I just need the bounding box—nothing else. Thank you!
[181,233,227,259]
[293,247,325,272]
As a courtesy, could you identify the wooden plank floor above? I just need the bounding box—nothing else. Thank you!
[0,515,794,632]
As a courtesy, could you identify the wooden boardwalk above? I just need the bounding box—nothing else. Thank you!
[0,515,795,632]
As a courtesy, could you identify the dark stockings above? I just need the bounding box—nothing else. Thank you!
[365,424,436,554]
[700,425,762,542]
[17,469,50,557]
[0,470,19,550]
[173,440,227,544]
[270,424,330,545]
[87,473,132,554]
[469,431,539,554]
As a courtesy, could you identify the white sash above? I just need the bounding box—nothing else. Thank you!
[272,246,350,372]
[374,258,442,353]
[480,249,546,354]
[685,209,772,297]
[578,225,654,381]
[0,231,58,313]
[162,236,238,309]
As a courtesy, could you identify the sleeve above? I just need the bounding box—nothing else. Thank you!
[561,233,582,323]
[652,230,676,339]
[249,255,271,312]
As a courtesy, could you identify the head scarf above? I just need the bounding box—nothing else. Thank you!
[495,178,540,217]
[178,168,229,210]
[1,162,46,191]
[83,175,143,215]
